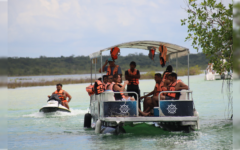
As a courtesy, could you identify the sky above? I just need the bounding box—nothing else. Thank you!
[0,0,233,58]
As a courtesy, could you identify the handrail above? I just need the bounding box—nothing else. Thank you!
[158,90,193,101]
[100,91,139,116]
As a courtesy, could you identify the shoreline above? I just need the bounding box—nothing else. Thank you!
[8,73,204,89]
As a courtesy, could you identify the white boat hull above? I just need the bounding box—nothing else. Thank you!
[39,100,70,113]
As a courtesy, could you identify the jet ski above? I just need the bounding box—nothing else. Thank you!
[39,94,71,113]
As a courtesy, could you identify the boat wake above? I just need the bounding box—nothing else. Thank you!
[23,108,88,118]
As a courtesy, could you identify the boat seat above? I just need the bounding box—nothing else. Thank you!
[178,90,187,100]
[101,91,115,101]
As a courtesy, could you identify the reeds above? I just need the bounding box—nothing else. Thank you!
[8,78,95,89]
[177,65,203,76]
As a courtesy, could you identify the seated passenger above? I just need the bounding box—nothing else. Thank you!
[140,73,164,112]
[105,75,113,90]
[103,75,108,85]
[160,72,188,100]
[112,74,134,101]
[112,74,149,116]
[48,83,72,109]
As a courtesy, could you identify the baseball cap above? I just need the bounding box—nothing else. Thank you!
[108,58,114,62]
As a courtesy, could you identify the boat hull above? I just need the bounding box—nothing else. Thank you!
[39,107,70,113]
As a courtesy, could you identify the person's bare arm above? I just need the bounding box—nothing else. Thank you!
[48,92,55,98]
[125,74,131,80]
[113,81,128,91]
[64,91,72,102]
[140,87,155,99]
[175,82,189,91]
[130,73,140,79]
[99,60,108,73]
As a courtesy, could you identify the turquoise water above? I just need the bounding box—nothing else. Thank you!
[8,74,236,150]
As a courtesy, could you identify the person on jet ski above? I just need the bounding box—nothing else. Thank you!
[48,83,72,109]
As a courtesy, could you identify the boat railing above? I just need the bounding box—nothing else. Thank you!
[99,91,139,117]
[158,90,193,101]
[143,90,193,101]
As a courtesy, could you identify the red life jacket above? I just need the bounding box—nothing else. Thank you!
[110,47,120,60]
[127,69,139,85]
[107,65,119,75]
[94,80,104,95]
[148,46,156,61]
[86,85,94,96]
[54,90,66,101]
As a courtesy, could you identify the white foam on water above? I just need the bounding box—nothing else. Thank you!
[23,108,88,118]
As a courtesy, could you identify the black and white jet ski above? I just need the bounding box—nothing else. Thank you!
[39,94,71,113]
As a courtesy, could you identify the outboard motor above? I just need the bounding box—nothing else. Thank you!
[84,113,92,128]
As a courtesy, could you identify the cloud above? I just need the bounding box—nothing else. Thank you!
[7,0,233,57]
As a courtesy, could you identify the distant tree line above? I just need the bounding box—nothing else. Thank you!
[8,53,209,76]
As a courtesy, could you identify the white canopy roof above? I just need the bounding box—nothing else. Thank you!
[89,40,189,59]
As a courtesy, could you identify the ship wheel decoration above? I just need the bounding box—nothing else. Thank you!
[119,104,130,113]
[166,103,177,114]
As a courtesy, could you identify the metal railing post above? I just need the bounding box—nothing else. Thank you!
[188,52,190,88]
[176,53,178,73]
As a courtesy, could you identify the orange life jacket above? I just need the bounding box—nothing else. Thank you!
[163,72,171,80]
[148,46,156,61]
[110,47,120,60]
[86,84,94,96]
[54,90,66,101]
[159,45,167,67]
[160,79,167,96]
[155,81,164,96]
[127,69,139,85]
[94,80,105,95]
[167,81,177,98]
[107,65,119,75]
[177,79,182,83]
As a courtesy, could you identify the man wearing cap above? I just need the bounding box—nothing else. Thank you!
[99,58,122,79]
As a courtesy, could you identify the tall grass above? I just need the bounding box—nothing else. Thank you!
[141,71,156,79]
[8,78,94,89]
[177,65,203,76]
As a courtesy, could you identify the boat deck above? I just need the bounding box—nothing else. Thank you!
[101,116,198,122]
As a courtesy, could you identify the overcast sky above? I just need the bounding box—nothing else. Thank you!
[0,0,233,58]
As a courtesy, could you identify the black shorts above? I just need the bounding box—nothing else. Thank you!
[165,96,175,100]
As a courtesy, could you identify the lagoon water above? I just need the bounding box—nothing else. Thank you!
[8,74,236,150]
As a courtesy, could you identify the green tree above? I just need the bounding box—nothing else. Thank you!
[233,2,240,75]
[181,0,233,74]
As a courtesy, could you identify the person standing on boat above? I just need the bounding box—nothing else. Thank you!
[162,65,173,80]
[125,61,141,109]
[48,83,72,110]
[99,58,122,81]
